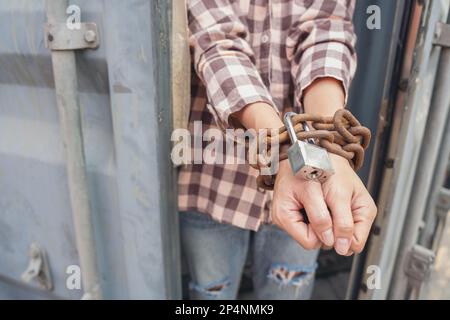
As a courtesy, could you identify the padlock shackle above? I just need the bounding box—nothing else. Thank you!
[283,112,298,144]
[284,112,316,145]
[301,122,316,145]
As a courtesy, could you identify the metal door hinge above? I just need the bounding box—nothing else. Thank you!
[21,243,53,291]
[404,244,435,288]
[433,22,450,47]
[44,22,100,50]
[436,188,450,218]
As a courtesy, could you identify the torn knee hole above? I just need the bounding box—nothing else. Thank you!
[206,284,226,292]
[271,267,307,282]
[268,263,317,286]
[189,278,230,296]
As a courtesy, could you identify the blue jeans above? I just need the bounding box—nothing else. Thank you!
[180,211,319,300]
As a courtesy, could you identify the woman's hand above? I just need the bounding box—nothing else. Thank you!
[271,155,377,255]
[272,160,334,250]
[234,78,377,255]
[322,154,377,255]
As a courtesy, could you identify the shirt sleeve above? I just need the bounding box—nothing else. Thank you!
[286,0,357,109]
[188,0,277,129]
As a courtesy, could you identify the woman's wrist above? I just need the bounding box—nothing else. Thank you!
[303,77,346,117]
[329,153,353,170]
[231,102,283,130]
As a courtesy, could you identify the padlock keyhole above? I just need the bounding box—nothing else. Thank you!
[307,169,322,180]
[308,170,321,180]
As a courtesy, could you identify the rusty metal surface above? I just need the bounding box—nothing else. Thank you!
[255,110,371,190]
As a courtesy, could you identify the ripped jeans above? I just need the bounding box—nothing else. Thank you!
[180,211,319,300]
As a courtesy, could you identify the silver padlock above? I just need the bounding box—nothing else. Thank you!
[283,112,334,183]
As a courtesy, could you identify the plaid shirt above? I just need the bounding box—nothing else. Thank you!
[178,0,357,231]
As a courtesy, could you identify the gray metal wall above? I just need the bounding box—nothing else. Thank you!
[0,0,404,300]
[350,0,401,183]
[0,0,179,299]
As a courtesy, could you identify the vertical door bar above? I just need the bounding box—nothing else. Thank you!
[46,0,102,299]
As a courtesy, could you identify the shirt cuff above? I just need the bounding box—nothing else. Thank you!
[294,41,356,108]
[201,54,279,130]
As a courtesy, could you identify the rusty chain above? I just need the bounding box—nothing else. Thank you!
[253,109,371,190]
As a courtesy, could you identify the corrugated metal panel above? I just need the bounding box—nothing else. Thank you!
[0,0,179,299]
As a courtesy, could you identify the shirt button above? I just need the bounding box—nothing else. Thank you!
[261,33,270,44]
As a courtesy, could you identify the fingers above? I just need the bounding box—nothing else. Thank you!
[299,182,335,247]
[351,195,378,254]
[274,209,321,250]
[326,191,354,256]
[321,244,334,251]
[344,250,354,257]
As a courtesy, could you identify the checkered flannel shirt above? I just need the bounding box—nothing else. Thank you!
[178,0,357,231]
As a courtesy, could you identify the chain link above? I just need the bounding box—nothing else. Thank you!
[254,109,371,190]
